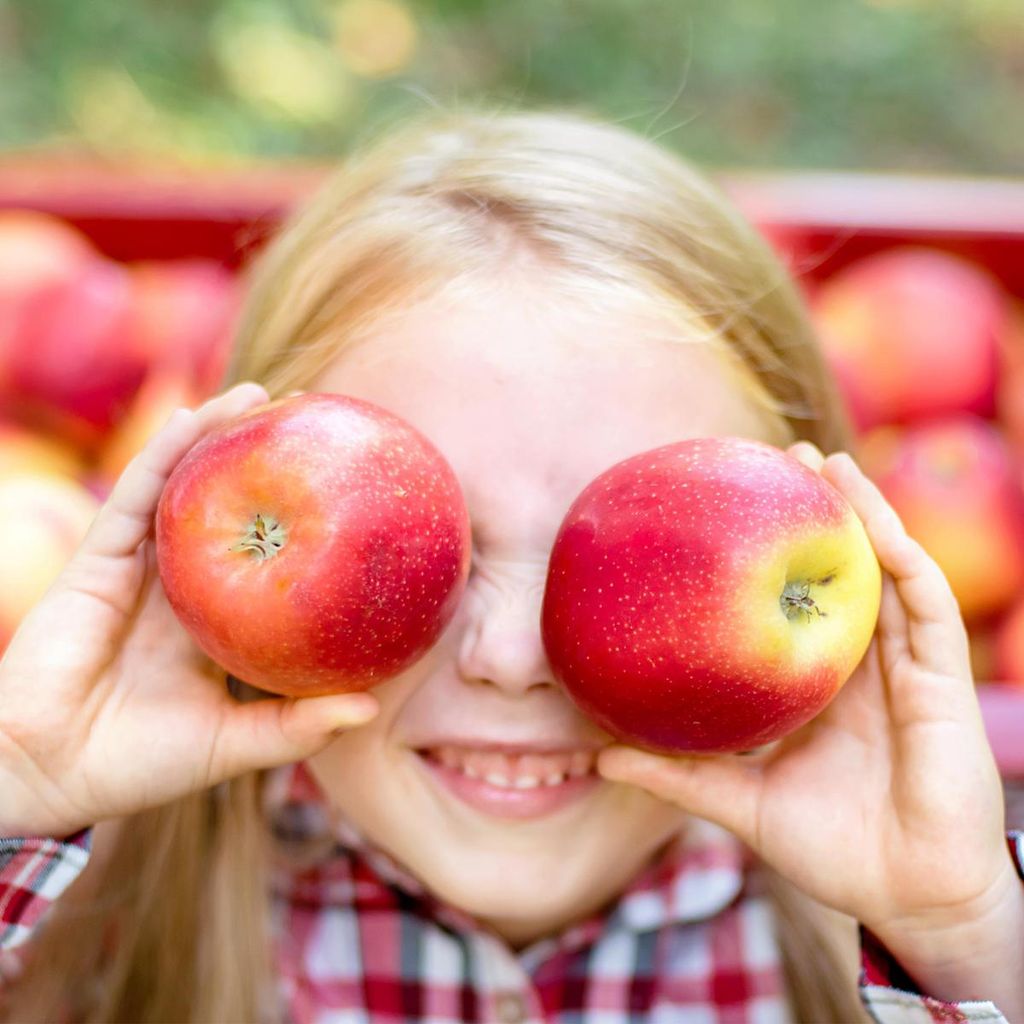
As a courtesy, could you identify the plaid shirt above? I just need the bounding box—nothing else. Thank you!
[2,761,1021,1024]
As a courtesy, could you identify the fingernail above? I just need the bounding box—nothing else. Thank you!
[825,450,853,470]
[228,381,266,400]
[792,441,824,460]
[330,698,379,731]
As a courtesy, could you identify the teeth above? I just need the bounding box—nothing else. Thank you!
[427,745,595,788]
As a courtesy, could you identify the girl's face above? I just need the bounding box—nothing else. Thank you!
[306,277,776,946]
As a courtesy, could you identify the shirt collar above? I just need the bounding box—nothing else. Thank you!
[263,761,748,941]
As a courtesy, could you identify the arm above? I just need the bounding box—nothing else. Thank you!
[0,382,377,839]
[860,831,1024,1023]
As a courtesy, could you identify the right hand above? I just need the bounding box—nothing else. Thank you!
[0,382,379,839]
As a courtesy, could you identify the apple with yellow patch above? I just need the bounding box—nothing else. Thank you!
[542,437,882,754]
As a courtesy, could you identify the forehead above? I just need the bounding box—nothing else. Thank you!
[313,284,775,532]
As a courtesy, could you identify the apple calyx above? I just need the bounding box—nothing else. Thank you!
[231,512,287,562]
[780,572,834,623]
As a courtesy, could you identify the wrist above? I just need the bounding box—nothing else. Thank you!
[868,861,1024,1013]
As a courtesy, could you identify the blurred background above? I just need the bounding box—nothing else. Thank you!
[0,0,1021,171]
[1,0,1023,793]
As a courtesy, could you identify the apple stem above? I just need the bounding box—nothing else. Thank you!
[230,513,287,561]
[780,578,829,622]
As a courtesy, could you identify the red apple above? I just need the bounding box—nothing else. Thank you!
[858,416,1024,622]
[0,210,96,306]
[0,259,149,451]
[0,472,99,651]
[128,260,240,397]
[541,437,881,754]
[156,393,471,697]
[814,248,1007,430]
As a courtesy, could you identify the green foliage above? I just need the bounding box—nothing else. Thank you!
[0,0,1021,171]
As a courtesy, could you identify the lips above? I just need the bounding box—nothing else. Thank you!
[415,744,603,820]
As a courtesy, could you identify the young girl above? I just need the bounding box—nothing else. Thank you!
[1,111,1021,1024]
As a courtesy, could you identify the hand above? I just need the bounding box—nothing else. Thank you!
[598,443,1023,1003]
[0,383,378,839]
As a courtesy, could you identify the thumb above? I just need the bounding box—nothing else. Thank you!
[212,691,380,779]
[598,745,762,844]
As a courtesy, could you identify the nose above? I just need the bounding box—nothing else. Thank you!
[456,562,554,695]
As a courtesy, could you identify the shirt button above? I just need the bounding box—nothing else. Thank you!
[495,991,527,1023]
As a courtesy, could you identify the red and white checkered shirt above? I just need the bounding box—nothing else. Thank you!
[2,761,1021,1023]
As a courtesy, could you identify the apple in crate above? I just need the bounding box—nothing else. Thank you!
[128,260,240,398]
[0,210,96,307]
[1,259,148,451]
[541,438,881,754]
[815,248,1006,430]
[156,393,471,697]
[0,473,99,652]
[858,415,1024,622]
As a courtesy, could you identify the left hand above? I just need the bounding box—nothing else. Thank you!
[598,443,1020,953]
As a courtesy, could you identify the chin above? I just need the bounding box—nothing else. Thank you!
[416,837,597,924]
[365,768,683,941]
[307,723,687,944]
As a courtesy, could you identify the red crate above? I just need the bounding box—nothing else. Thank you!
[722,170,1024,297]
[1,160,1022,775]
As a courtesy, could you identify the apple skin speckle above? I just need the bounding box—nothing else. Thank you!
[156,393,471,697]
[541,437,881,754]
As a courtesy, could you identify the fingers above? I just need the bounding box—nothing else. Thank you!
[820,452,970,679]
[598,745,762,846]
[787,440,826,472]
[212,690,380,779]
[77,382,270,563]
[875,570,910,678]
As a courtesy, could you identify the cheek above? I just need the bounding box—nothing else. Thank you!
[304,666,426,809]
[304,723,385,814]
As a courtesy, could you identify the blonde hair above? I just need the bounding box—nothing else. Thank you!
[4,109,865,1023]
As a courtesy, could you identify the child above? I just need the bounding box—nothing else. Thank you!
[1,111,1021,1024]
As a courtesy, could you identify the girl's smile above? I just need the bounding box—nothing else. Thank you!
[415,743,603,819]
